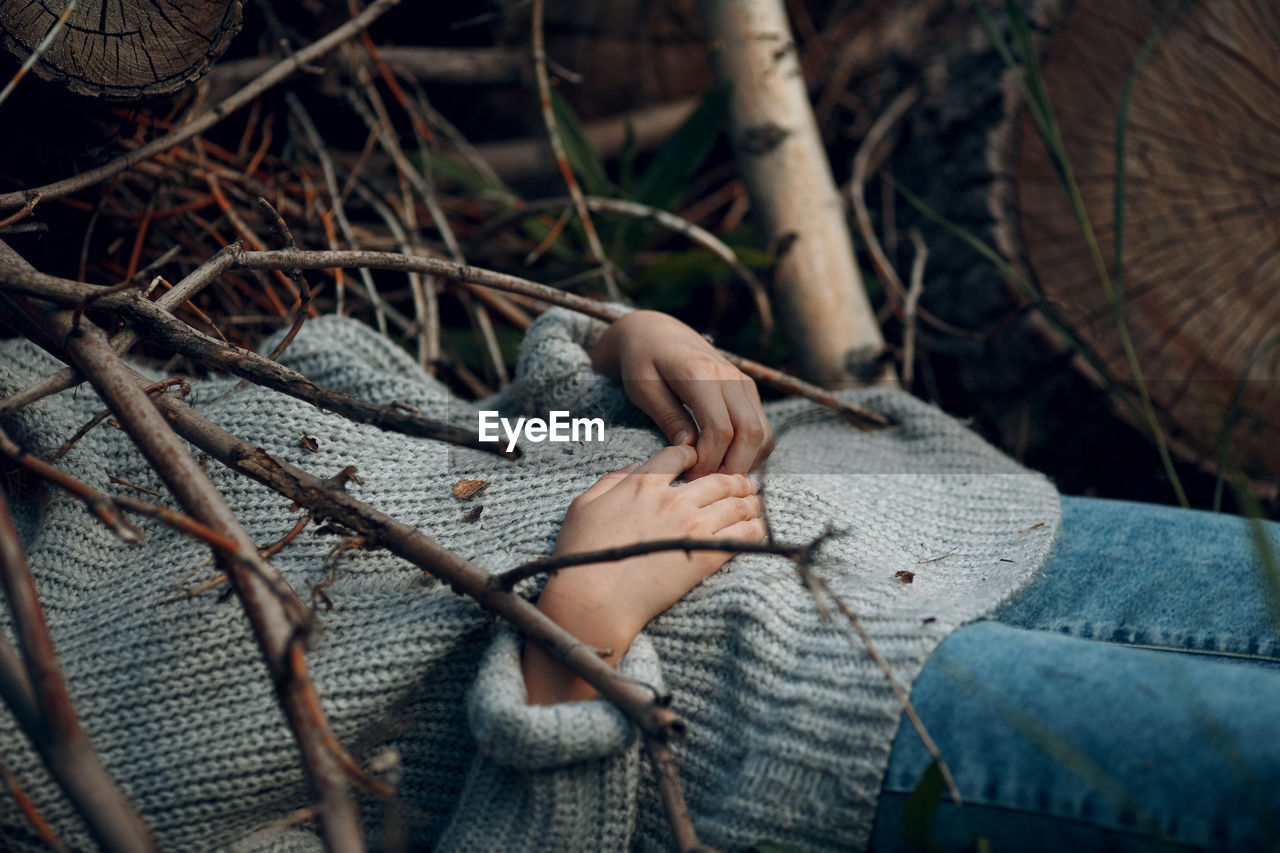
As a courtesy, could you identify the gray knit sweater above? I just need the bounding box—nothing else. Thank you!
[0,310,1059,852]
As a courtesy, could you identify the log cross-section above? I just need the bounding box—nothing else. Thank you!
[1012,0,1280,478]
[0,0,243,98]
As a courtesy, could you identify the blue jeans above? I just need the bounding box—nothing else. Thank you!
[869,497,1280,852]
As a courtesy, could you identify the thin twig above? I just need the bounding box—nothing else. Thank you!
[806,570,962,806]
[0,246,238,418]
[902,229,927,388]
[285,92,387,333]
[531,0,622,301]
[345,61,511,383]
[646,740,714,853]
[0,753,66,852]
[0,0,403,211]
[351,182,438,365]
[0,423,143,544]
[482,195,774,343]
[52,378,188,462]
[0,0,79,112]
[253,197,313,364]
[492,537,810,591]
[0,192,40,231]
[2,244,364,851]
[850,87,917,311]
[0,487,156,851]
[0,262,515,457]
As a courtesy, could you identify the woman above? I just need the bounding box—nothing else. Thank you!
[0,307,1270,850]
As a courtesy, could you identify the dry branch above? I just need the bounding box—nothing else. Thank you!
[0,487,156,852]
[477,195,774,342]
[0,260,517,458]
[493,537,811,591]
[1,241,365,851]
[0,246,891,429]
[697,0,887,386]
[0,0,402,212]
[531,0,622,301]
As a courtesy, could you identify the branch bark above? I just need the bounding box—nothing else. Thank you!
[0,242,365,852]
[0,0,402,212]
[0,486,155,851]
[697,0,888,387]
[0,247,892,428]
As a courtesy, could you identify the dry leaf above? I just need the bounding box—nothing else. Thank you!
[464,506,484,523]
[894,570,915,584]
[298,433,319,452]
[452,479,488,500]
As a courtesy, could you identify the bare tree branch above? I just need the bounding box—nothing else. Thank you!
[492,537,811,591]
[0,0,404,212]
[475,195,774,345]
[0,487,156,852]
[1,243,366,852]
[531,0,622,301]
[0,248,892,428]
[0,423,144,544]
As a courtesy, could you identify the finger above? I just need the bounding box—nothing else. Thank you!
[680,473,757,508]
[624,365,698,447]
[672,383,731,480]
[700,495,764,532]
[744,381,776,470]
[720,380,771,475]
[628,444,697,484]
[715,517,768,544]
[574,461,642,504]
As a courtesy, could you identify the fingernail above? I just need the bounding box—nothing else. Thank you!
[621,461,642,472]
[672,430,692,446]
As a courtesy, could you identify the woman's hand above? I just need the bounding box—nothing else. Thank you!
[523,445,766,704]
[588,310,774,480]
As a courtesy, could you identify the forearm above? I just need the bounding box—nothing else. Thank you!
[522,573,643,704]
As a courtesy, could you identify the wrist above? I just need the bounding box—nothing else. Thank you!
[536,572,643,659]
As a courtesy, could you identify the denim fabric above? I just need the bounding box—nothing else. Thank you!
[870,497,1280,852]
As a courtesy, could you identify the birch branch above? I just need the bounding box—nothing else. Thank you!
[697,0,888,386]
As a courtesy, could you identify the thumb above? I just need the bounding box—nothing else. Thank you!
[625,372,698,446]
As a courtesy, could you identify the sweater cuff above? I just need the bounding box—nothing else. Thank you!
[507,306,632,418]
[467,625,664,772]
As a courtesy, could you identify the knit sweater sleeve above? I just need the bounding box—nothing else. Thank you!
[486,306,635,422]
[437,626,665,852]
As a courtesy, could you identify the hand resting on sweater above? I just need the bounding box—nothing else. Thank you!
[523,444,766,704]
[525,311,774,704]
[587,310,774,480]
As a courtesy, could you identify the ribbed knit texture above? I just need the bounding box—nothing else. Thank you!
[0,310,1059,851]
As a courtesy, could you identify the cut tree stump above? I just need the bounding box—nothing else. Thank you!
[0,0,243,99]
[894,0,1280,484]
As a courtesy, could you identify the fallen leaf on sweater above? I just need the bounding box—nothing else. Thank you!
[464,506,484,523]
[1017,521,1046,534]
[895,570,915,584]
[452,479,488,500]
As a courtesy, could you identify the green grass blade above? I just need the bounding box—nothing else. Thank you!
[1115,2,1183,300]
[887,175,1148,428]
[986,0,1189,506]
[1213,333,1280,511]
[550,89,613,197]
[634,86,730,211]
